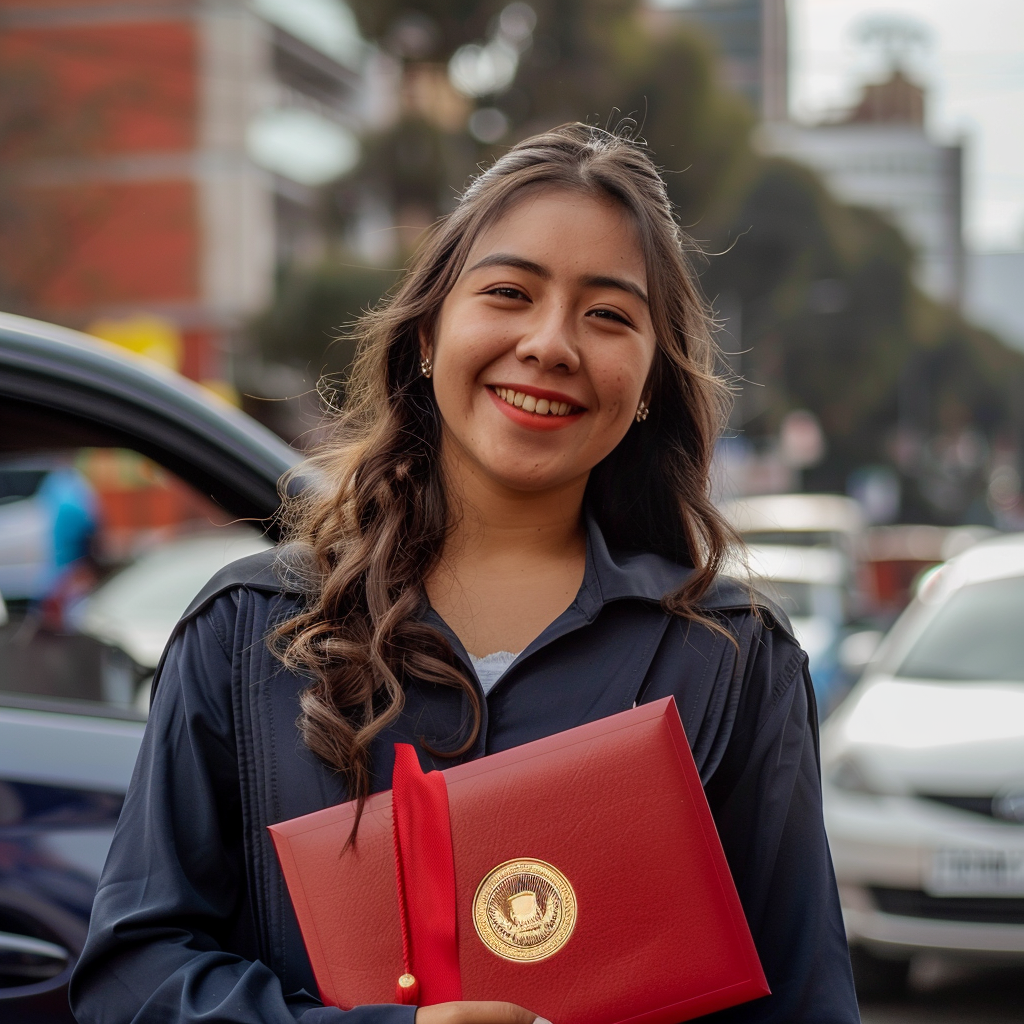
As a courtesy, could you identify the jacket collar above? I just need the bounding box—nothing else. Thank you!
[420,514,760,709]
[426,514,753,668]
[579,512,752,618]
[178,513,754,634]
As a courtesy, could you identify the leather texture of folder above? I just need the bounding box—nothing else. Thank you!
[269,697,769,1024]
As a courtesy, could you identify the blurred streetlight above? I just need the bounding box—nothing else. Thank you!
[448,3,536,99]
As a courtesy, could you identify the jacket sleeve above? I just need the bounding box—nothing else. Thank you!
[69,594,416,1024]
[703,617,860,1024]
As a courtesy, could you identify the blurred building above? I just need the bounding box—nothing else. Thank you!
[760,71,965,307]
[661,0,789,121]
[0,0,376,385]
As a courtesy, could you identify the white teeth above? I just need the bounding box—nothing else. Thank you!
[494,388,576,416]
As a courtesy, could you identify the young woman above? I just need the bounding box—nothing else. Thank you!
[71,124,859,1024]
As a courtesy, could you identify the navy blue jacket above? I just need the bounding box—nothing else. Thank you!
[70,519,860,1024]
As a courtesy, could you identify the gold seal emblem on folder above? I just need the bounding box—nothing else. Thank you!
[473,859,577,962]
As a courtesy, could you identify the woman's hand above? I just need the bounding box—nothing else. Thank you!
[415,1001,550,1024]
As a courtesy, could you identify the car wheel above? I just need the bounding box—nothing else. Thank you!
[849,945,910,1002]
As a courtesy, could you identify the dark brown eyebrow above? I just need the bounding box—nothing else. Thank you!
[466,253,649,305]
[580,274,648,305]
[466,253,549,278]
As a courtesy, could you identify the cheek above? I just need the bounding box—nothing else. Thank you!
[592,351,653,413]
[432,340,499,427]
[434,317,505,385]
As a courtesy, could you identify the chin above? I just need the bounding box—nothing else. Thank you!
[478,453,581,494]
[490,469,571,493]
[444,427,595,495]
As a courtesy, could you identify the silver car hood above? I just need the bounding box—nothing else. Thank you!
[822,674,1024,796]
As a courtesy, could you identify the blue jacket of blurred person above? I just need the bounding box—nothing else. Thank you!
[0,465,98,603]
[39,467,99,581]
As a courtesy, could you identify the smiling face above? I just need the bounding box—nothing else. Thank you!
[425,188,658,497]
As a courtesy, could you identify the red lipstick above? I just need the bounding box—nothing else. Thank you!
[486,385,585,431]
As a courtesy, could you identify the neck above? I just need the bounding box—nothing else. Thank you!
[442,457,588,566]
[425,440,590,657]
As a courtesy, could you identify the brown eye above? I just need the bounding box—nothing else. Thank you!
[486,287,528,301]
[588,308,632,327]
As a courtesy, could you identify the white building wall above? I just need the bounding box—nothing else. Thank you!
[760,0,788,122]
[761,122,964,306]
[197,0,277,326]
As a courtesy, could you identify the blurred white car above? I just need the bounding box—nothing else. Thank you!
[723,493,865,558]
[75,529,272,668]
[822,533,1024,994]
[72,529,272,707]
[740,543,849,711]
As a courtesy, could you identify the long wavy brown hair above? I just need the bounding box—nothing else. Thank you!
[273,123,736,808]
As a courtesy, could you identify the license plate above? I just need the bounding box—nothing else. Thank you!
[927,848,1024,896]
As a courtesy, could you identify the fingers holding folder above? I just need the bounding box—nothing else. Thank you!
[416,1002,551,1024]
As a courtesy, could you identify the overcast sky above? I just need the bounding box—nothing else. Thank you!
[789,0,1024,253]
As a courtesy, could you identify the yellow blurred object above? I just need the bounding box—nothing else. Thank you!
[402,63,470,132]
[87,314,183,371]
[200,379,241,407]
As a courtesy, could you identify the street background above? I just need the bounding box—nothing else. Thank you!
[1,1,1023,1020]
[2,0,1022,531]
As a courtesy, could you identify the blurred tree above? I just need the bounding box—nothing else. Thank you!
[253,261,402,375]
[699,156,1024,524]
[343,0,755,226]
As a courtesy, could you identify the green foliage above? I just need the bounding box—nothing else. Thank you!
[700,157,1024,522]
[253,261,402,376]
[703,159,916,443]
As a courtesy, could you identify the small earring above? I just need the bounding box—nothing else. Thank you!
[420,357,433,379]
[635,400,649,423]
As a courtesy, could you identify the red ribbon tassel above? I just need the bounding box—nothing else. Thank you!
[391,743,463,1006]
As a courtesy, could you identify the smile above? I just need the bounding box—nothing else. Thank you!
[491,387,581,417]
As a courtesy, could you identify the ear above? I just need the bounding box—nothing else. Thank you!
[418,325,433,364]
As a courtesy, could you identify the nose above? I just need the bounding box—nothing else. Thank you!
[514,302,580,374]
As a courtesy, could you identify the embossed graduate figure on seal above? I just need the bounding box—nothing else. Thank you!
[475,859,577,962]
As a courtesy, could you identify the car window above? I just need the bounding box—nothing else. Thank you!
[895,575,1024,682]
[0,446,270,717]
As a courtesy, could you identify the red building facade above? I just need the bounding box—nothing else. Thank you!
[0,0,363,384]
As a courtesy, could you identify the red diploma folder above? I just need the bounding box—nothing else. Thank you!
[269,697,769,1024]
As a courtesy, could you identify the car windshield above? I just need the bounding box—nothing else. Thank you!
[896,574,1024,682]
